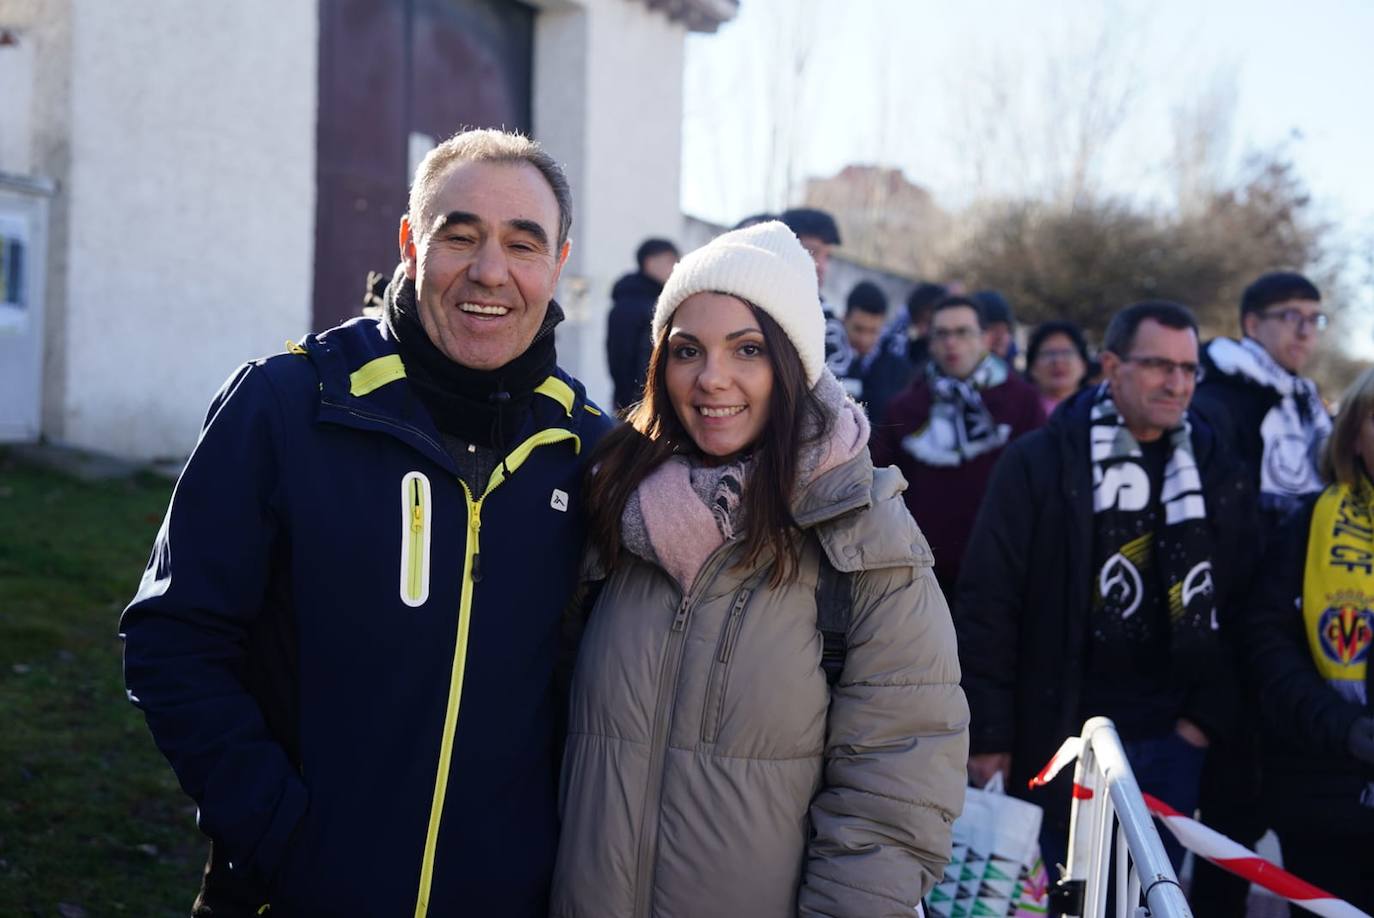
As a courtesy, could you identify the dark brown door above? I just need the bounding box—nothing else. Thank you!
[313,0,534,331]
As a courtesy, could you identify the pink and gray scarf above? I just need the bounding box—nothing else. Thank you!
[622,370,870,590]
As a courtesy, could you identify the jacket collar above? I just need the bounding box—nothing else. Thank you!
[795,453,933,572]
[792,451,875,529]
[297,317,592,473]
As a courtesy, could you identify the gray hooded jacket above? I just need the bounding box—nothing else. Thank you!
[551,451,969,917]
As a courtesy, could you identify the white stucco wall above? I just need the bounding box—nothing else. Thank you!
[1,0,72,443]
[0,19,35,176]
[57,0,317,459]
[533,0,687,409]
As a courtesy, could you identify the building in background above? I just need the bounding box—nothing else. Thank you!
[0,0,735,461]
[802,164,951,283]
[681,214,919,317]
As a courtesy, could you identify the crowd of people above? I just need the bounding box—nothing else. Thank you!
[119,127,1370,917]
[608,206,1372,912]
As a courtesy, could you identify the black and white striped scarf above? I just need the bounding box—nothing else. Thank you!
[901,354,1011,467]
[1206,336,1330,515]
[1090,384,1218,669]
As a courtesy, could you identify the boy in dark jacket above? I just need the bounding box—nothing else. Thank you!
[606,237,678,412]
[1193,271,1330,537]
[1188,271,1331,915]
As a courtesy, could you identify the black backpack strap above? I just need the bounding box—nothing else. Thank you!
[815,545,853,686]
[555,577,605,742]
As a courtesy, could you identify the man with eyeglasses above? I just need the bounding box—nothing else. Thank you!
[1188,271,1332,917]
[871,295,1044,596]
[956,300,1256,880]
[1195,271,1330,531]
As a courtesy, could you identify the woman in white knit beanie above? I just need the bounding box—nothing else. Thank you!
[551,221,968,917]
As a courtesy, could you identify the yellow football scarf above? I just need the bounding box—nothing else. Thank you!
[1303,480,1374,701]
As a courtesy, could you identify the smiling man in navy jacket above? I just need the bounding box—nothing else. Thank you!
[121,129,612,917]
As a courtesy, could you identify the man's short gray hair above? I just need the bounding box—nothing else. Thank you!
[407,128,573,248]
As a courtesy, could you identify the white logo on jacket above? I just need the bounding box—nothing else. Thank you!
[1099,552,1143,619]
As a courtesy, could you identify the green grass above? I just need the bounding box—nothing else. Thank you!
[0,449,203,917]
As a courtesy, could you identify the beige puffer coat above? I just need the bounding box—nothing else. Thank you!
[551,451,969,917]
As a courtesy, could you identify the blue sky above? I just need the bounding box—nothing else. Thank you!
[682,0,1374,332]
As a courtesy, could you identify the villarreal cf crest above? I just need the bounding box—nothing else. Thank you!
[1318,602,1374,666]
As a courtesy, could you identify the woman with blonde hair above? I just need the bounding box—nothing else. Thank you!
[1249,365,1374,911]
[551,221,968,917]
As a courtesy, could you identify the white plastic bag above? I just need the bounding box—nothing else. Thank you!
[927,774,1047,917]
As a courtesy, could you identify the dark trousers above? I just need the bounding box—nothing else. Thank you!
[1039,731,1206,911]
[1189,730,1269,917]
[1277,831,1374,915]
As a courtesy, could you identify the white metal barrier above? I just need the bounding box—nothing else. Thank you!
[1031,717,1193,918]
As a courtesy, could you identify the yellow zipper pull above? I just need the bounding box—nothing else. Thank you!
[469,501,483,583]
[411,480,424,533]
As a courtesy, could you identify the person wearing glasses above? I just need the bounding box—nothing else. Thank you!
[1195,272,1331,534]
[1188,274,1334,916]
[956,300,1256,878]
[1026,320,1093,417]
[871,295,1044,597]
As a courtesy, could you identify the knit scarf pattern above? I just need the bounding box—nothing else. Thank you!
[900,353,1011,468]
[622,370,870,591]
[708,460,748,540]
[823,309,855,377]
[1303,479,1374,806]
[1089,383,1218,670]
[382,264,562,451]
[1207,336,1331,511]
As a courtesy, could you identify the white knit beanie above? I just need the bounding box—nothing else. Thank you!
[651,220,826,385]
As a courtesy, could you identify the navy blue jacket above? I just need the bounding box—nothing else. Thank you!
[121,317,612,917]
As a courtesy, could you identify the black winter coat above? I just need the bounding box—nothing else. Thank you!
[1247,493,1374,835]
[606,272,662,411]
[955,387,1256,817]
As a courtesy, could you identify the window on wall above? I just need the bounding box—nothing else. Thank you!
[0,214,27,332]
[1,235,23,308]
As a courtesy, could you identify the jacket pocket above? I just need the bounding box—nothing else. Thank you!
[701,586,754,743]
[399,471,432,607]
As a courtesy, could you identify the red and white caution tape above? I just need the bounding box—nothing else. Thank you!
[1028,736,1083,789]
[1143,793,1371,918]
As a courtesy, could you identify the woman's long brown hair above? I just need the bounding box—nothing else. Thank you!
[1321,366,1374,487]
[584,300,829,587]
